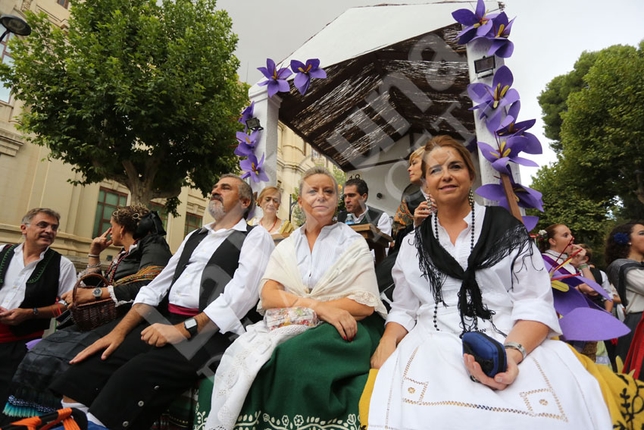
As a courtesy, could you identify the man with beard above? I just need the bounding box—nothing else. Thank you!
[50,174,274,430]
[0,208,76,423]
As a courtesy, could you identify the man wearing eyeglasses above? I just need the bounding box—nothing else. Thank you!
[0,208,77,421]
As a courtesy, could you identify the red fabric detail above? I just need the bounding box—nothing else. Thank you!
[167,303,199,317]
[623,313,644,379]
[0,323,42,344]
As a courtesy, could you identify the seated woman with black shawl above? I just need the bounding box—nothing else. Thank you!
[4,205,171,419]
[365,135,611,429]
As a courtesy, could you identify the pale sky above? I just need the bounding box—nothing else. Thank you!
[217,0,644,185]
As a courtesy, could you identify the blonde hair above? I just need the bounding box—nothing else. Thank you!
[258,186,281,206]
[298,166,338,197]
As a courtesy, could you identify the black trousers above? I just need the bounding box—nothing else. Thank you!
[50,315,232,430]
[0,339,30,425]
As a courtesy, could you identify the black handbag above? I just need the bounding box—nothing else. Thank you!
[462,331,507,378]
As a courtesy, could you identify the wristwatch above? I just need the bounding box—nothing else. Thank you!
[184,318,198,338]
[92,287,103,300]
[32,307,39,317]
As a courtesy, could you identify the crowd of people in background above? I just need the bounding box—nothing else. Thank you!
[1,135,644,430]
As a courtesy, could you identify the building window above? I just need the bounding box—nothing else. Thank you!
[93,188,128,238]
[184,212,202,236]
[57,0,70,8]
[0,30,14,103]
[149,202,169,230]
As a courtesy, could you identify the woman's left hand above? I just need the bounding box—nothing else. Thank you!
[61,288,96,305]
[315,302,358,341]
[463,351,520,390]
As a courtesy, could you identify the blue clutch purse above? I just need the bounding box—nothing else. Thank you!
[462,331,507,378]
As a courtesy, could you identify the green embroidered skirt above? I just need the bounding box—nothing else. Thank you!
[233,314,384,430]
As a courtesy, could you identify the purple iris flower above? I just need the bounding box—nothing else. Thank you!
[494,102,542,155]
[487,12,515,58]
[234,130,259,157]
[451,0,497,44]
[290,58,327,95]
[238,103,255,128]
[240,153,269,183]
[477,177,544,212]
[478,136,539,175]
[258,58,292,98]
[468,65,520,126]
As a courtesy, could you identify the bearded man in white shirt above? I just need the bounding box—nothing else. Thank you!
[51,175,274,430]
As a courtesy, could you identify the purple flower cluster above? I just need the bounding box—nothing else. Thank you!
[258,58,327,97]
[236,58,327,182]
[234,102,268,183]
[453,0,544,220]
[451,0,514,58]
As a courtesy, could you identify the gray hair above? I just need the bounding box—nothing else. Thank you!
[21,208,61,225]
[219,174,255,219]
[298,166,338,197]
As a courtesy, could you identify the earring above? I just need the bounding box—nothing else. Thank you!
[468,189,474,207]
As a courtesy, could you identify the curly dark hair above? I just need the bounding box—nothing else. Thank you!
[605,221,641,265]
[112,204,150,235]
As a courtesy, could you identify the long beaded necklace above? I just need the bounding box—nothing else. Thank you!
[431,201,475,331]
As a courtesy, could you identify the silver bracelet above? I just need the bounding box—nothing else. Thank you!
[504,342,527,361]
[88,253,100,258]
[86,263,101,269]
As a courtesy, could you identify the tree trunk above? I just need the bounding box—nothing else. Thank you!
[636,170,644,205]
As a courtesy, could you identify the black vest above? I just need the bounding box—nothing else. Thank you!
[338,207,384,227]
[165,224,260,322]
[0,244,62,336]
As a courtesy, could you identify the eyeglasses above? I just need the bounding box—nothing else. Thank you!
[26,221,59,231]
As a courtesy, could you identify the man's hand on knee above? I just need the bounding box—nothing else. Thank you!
[140,322,187,347]
[70,331,125,364]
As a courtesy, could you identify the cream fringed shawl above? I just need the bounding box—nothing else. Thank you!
[257,234,387,317]
[206,234,386,430]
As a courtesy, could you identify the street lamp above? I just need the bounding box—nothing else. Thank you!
[473,56,496,78]
[0,14,31,43]
[245,117,263,132]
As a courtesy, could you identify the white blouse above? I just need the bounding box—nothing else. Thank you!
[388,204,562,337]
[290,222,363,292]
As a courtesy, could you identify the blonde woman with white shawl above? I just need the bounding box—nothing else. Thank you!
[206,166,386,430]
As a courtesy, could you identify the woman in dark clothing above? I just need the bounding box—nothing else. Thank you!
[605,221,644,370]
[3,205,172,419]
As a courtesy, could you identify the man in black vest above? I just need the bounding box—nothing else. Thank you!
[0,208,77,423]
[51,174,275,430]
[337,177,392,238]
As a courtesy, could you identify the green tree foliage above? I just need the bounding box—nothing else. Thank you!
[560,42,644,218]
[532,41,644,252]
[527,163,613,261]
[537,51,598,152]
[0,0,248,214]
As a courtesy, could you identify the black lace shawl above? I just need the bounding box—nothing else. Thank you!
[415,205,534,333]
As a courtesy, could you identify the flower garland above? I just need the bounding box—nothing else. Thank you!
[452,0,544,229]
[236,58,327,183]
